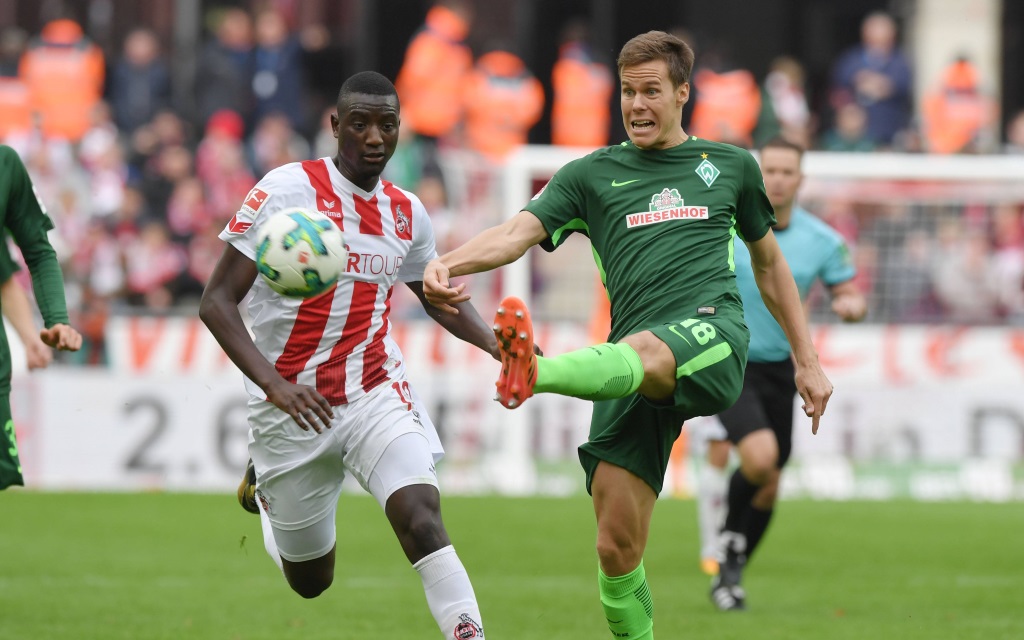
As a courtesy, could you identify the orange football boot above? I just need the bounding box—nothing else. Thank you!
[492,296,538,409]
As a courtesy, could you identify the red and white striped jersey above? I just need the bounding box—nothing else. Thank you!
[218,157,438,405]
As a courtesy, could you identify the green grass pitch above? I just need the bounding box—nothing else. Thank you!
[1,492,1022,639]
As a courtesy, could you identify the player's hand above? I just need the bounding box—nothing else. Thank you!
[423,259,470,314]
[25,339,53,370]
[39,324,82,352]
[265,379,335,433]
[794,362,833,435]
[831,295,866,322]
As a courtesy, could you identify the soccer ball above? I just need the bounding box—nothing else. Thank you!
[255,208,347,298]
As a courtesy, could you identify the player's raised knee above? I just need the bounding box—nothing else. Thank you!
[282,560,335,600]
[287,575,333,599]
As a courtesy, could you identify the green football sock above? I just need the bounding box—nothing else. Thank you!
[599,561,654,640]
[534,343,644,400]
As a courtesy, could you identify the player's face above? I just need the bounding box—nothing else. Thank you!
[760,147,803,210]
[620,60,689,150]
[332,93,400,190]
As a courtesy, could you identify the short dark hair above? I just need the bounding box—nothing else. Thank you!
[760,136,805,158]
[617,31,695,88]
[337,71,398,105]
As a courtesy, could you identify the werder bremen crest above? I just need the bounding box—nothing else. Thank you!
[695,158,720,187]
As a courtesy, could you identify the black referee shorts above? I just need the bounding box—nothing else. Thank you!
[717,358,797,468]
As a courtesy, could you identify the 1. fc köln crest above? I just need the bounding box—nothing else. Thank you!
[453,613,482,638]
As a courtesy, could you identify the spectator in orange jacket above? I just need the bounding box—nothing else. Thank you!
[0,77,30,140]
[922,56,997,154]
[552,19,614,148]
[462,45,545,163]
[395,1,474,143]
[18,19,104,142]
[688,45,761,148]
[0,28,31,140]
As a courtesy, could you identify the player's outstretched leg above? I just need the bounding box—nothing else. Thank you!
[237,458,260,514]
[492,296,538,409]
[491,296,647,410]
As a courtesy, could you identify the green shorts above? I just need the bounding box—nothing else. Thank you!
[0,391,23,490]
[578,313,748,495]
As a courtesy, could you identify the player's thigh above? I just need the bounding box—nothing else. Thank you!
[717,368,772,446]
[367,431,440,510]
[619,331,677,398]
[247,397,346,533]
[649,314,748,418]
[271,504,339,563]
[754,359,797,467]
[734,429,779,476]
[341,379,444,508]
[591,461,658,538]
[579,395,688,497]
[377,453,449,563]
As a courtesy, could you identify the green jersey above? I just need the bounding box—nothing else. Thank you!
[526,137,776,342]
[0,145,68,391]
[0,239,18,282]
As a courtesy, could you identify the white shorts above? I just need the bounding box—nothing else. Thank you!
[248,378,444,561]
[686,414,728,443]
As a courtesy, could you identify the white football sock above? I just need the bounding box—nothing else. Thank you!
[413,545,485,638]
[698,461,729,560]
[258,501,284,571]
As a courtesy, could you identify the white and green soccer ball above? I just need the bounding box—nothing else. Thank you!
[255,208,347,298]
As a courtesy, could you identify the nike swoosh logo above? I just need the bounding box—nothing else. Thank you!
[667,325,693,346]
[611,179,640,187]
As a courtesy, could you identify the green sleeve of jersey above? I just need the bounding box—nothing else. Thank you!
[0,237,19,283]
[0,146,69,327]
[523,157,589,252]
[734,151,776,243]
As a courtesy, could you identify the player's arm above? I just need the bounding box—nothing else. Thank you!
[199,244,333,432]
[423,210,549,313]
[406,281,500,360]
[828,280,867,322]
[0,275,52,369]
[746,230,833,434]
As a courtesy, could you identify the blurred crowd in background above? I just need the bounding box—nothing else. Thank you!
[2,1,1024,367]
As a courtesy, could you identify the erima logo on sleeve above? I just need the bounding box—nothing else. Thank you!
[225,213,253,234]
